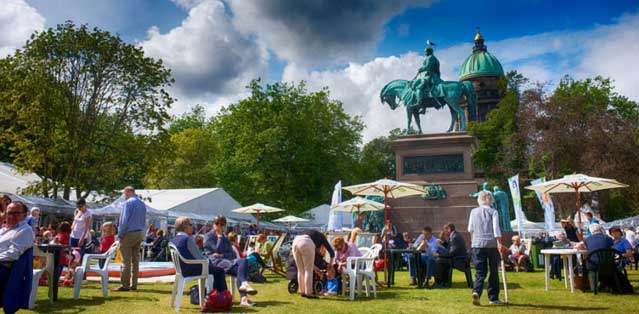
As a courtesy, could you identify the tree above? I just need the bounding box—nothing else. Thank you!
[211,80,363,215]
[0,22,174,199]
[144,106,219,189]
[357,128,402,182]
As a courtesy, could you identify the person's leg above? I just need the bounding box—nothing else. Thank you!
[131,231,144,289]
[472,248,487,297]
[207,262,228,292]
[292,238,306,295]
[486,248,501,302]
[300,239,316,295]
[435,258,450,285]
[424,255,436,282]
[119,233,133,289]
[408,253,417,279]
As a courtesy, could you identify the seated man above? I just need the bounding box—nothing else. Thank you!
[170,217,228,294]
[0,201,35,311]
[256,234,273,262]
[578,223,625,292]
[408,227,438,286]
[433,223,467,287]
[508,235,530,272]
[610,226,633,266]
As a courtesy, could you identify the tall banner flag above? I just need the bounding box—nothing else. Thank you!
[327,180,343,231]
[508,175,525,234]
[531,177,556,232]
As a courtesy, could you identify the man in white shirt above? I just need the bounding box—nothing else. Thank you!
[0,201,35,295]
[468,191,505,306]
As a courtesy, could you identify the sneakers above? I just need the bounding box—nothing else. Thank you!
[489,300,506,305]
[323,290,337,296]
[240,297,256,307]
[238,282,258,295]
[472,292,480,306]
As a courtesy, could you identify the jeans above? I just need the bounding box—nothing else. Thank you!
[210,258,250,297]
[471,247,500,301]
[408,253,436,280]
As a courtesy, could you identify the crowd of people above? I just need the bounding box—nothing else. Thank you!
[1,184,638,313]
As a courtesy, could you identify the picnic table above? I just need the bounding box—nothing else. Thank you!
[386,248,426,288]
[540,248,587,293]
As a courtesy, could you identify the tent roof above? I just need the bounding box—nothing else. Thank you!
[2,192,76,215]
[0,162,41,194]
[136,188,255,224]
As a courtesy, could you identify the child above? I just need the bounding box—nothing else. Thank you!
[42,230,54,243]
[53,222,73,286]
[99,222,116,268]
[62,248,81,286]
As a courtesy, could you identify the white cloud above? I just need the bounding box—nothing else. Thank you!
[0,0,45,57]
[140,0,267,115]
[170,0,203,10]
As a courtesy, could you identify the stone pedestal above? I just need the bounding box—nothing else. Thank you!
[389,132,480,243]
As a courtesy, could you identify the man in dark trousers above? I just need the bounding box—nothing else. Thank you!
[433,223,467,287]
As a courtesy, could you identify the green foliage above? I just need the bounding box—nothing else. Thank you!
[0,22,173,199]
[211,80,363,214]
[166,104,208,134]
[357,128,402,182]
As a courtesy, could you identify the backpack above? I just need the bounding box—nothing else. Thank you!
[249,271,267,283]
[201,289,233,313]
[189,285,203,305]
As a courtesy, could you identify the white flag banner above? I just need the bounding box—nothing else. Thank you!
[531,177,556,232]
[508,174,525,234]
[327,180,343,231]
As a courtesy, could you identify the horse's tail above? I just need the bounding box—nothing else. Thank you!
[462,80,477,122]
[380,79,409,110]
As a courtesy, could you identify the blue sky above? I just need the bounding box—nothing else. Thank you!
[2,0,638,140]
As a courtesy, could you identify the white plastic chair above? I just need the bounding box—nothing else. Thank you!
[356,257,377,299]
[342,256,361,301]
[168,243,208,312]
[31,247,54,308]
[369,244,383,258]
[74,241,119,299]
[358,247,371,258]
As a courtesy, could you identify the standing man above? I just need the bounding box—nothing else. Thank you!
[113,186,146,292]
[468,191,505,306]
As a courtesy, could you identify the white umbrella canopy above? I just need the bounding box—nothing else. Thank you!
[343,179,426,199]
[525,173,628,238]
[273,215,309,223]
[232,203,285,229]
[331,196,385,213]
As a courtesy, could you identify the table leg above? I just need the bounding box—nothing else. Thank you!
[544,254,550,291]
[52,250,61,302]
[563,257,568,289]
[416,252,423,289]
[568,256,575,293]
[386,252,392,288]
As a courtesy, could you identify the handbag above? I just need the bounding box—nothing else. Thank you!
[202,289,233,312]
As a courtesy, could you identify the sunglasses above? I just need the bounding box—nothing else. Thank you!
[215,222,226,226]
[7,211,24,216]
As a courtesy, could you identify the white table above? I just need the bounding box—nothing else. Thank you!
[540,249,587,293]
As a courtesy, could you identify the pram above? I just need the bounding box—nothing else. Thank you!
[286,254,327,294]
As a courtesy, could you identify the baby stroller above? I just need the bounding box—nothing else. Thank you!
[286,254,326,294]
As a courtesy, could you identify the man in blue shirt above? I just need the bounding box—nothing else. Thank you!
[113,186,146,292]
[408,226,439,286]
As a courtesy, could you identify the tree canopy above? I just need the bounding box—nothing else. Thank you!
[0,22,174,199]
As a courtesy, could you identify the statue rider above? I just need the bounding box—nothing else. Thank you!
[410,42,444,109]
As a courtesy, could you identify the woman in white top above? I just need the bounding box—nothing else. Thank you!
[71,198,92,258]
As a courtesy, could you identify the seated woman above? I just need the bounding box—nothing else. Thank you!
[508,235,530,272]
[256,234,273,262]
[170,217,229,298]
[332,236,362,274]
[150,229,167,261]
[610,226,633,267]
[203,216,257,307]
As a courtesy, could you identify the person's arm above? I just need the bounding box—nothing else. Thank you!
[186,237,207,260]
[118,203,130,238]
[467,211,474,234]
[222,238,235,259]
[492,209,504,252]
[322,236,335,258]
[0,226,34,261]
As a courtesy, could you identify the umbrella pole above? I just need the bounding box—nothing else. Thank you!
[575,186,583,240]
[383,190,389,286]
[256,211,260,231]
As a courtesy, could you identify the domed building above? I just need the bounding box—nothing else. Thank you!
[460,29,505,122]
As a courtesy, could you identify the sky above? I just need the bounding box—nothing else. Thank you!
[2,0,638,142]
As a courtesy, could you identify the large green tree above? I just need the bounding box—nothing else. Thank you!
[0,22,174,199]
[144,105,220,188]
[357,128,402,182]
[211,80,363,214]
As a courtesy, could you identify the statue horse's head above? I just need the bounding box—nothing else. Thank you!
[380,79,409,111]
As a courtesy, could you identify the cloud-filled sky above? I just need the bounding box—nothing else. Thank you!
[3,0,638,141]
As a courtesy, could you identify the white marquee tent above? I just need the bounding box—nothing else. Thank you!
[300,204,353,231]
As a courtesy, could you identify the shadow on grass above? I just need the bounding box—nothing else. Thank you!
[33,295,154,314]
[507,302,608,311]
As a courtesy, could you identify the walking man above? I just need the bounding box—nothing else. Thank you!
[113,186,146,291]
[468,191,505,305]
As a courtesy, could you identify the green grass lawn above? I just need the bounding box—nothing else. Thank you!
[25,269,639,314]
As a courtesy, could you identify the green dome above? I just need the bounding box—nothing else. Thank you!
[459,50,504,80]
[459,30,504,80]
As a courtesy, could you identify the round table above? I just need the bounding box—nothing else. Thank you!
[540,248,587,293]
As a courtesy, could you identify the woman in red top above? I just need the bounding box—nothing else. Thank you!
[228,232,245,258]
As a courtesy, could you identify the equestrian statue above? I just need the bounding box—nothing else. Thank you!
[380,41,477,133]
